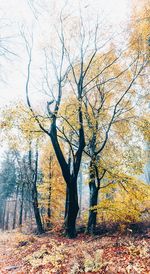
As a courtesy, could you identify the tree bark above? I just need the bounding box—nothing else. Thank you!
[0,200,6,230]
[47,184,51,228]
[0,200,4,229]
[86,160,99,234]
[46,156,52,228]
[5,209,9,230]
[28,140,44,234]
[19,183,25,227]
[64,186,69,219]
[78,169,83,218]
[12,185,19,229]
[24,206,27,221]
[32,184,44,234]
[64,179,79,238]
[87,182,99,234]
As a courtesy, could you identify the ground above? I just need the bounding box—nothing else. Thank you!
[0,231,149,273]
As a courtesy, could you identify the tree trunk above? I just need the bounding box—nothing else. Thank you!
[64,179,79,238]
[47,185,51,228]
[87,182,99,234]
[0,200,4,229]
[64,186,69,219]
[32,184,44,234]
[0,207,3,229]
[12,185,19,229]
[5,209,9,230]
[0,200,6,230]
[29,205,33,230]
[19,184,25,227]
[78,169,83,218]
[86,160,99,234]
[24,206,27,221]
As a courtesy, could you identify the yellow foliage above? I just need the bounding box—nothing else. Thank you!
[137,114,150,143]
[130,0,150,54]
[38,141,65,224]
[97,177,150,224]
[0,101,44,151]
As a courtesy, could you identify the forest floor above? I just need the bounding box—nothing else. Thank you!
[0,230,150,274]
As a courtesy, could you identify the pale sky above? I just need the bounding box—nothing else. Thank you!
[0,0,131,107]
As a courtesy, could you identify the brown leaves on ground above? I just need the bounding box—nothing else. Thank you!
[0,231,149,274]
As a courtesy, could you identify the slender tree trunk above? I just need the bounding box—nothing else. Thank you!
[65,179,79,238]
[24,206,27,221]
[47,155,52,228]
[41,207,45,228]
[19,201,23,227]
[12,185,19,229]
[28,139,44,234]
[47,185,51,228]
[0,200,4,229]
[32,184,44,234]
[5,208,9,230]
[19,184,25,227]
[0,200,6,231]
[29,205,33,230]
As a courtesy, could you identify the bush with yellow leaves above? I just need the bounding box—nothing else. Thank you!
[97,175,150,228]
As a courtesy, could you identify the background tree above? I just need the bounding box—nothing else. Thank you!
[39,141,65,229]
[0,151,17,230]
[0,102,44,233]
